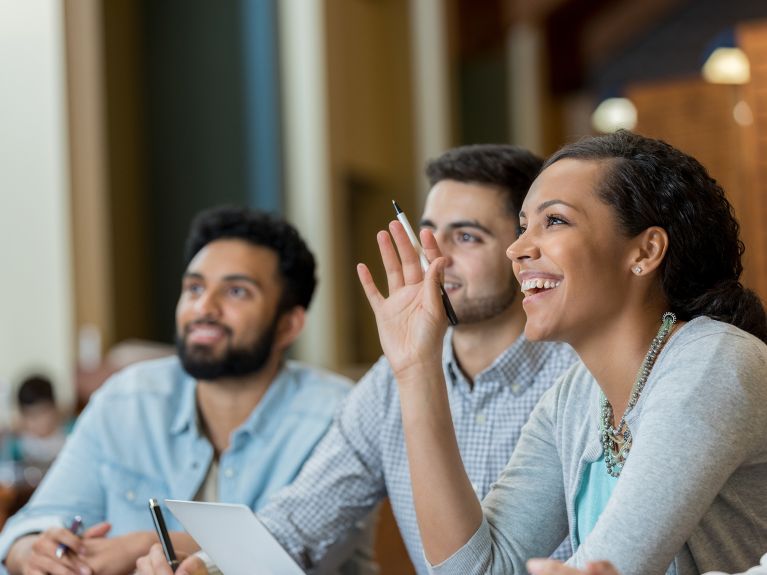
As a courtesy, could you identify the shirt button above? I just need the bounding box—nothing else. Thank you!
[125,490,136,501]
[475,413,486,425]
[511,384,521,394]
[224,468,235,478]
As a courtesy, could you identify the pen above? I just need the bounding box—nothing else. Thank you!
[392,200,459,326]
[149,499,179,572]
[55,515,83,559]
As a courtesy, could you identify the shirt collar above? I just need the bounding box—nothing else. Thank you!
[443,329,547,395]
[170,362,293,438]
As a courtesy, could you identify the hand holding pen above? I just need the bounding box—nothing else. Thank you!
[149,499,179,572]
[4,520,93,575]
[392,201,458,326]
[357,209,452,377]
[56,515,84,558]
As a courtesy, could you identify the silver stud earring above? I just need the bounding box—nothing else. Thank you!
[633,266,643,275]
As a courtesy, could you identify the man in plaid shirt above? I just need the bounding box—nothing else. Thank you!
[138,145,578,575]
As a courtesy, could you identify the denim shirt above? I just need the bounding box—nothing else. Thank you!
[0,356,351,563]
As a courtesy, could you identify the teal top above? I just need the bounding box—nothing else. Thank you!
[574,454,618,548]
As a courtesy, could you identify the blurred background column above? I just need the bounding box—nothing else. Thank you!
[65,0,113,373]
[409,0,451,202]
[0,0,74,408]
[278,0,339,368]
[507,20,545,156]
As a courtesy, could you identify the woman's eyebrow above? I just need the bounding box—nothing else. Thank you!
[536,199,579,213]
[520,199,580,219]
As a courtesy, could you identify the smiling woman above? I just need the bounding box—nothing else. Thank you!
[357,130,767,575]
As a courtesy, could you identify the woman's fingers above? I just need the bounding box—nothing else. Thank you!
[370,221,436,298]
[357,263,384,311]
[389,221,424,286]
[423,256,449,317]
[358,222,447,326]
[420,227,444,266]
[378,229,406,294]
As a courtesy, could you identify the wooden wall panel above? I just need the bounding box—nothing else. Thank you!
[64,0,114,356]
[737,20,767,305]
[628,75,767,305]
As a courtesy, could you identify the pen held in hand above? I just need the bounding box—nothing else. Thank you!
[149,498,180,572]
[55,515,83,559]
[392,200,459,326]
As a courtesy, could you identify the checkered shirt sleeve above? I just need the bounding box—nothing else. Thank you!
[259,338,579,573]
[258,357,392,571]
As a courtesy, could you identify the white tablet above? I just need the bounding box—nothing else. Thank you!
[165,499,305,575]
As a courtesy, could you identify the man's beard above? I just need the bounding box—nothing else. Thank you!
[176,314,280,381]
[454,280,517,324]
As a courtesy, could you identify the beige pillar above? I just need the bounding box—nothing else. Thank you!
[278,0,339,369]
[409,0,451,202]
[64,0,113,368]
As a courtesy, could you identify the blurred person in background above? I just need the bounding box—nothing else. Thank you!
[8,375,70,469]
[0,206,352,575]
[0,375,72,529]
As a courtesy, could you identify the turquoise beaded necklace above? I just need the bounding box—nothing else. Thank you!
[599,312,677,477]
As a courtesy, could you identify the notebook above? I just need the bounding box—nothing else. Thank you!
[165,499,305,575]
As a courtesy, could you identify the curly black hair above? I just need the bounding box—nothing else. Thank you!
[546,130,767,343]
[184,206,317,312]
[426,144,543,215]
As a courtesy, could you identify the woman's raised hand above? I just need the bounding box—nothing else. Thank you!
[357,221,449,380]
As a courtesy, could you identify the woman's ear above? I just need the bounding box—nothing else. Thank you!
[274,306,306,351]
[629,226,668,276]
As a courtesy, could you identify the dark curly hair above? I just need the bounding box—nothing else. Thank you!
[426,144,543,215]
[184,206,317,312]
[545,130,767,343]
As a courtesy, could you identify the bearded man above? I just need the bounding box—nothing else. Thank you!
[0,207,351,575]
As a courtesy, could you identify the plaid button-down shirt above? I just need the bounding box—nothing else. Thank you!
[259,332,578,574]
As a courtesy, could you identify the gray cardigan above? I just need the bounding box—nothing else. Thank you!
[431,317,767,575]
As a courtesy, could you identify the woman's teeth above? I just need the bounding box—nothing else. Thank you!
[521,278,561,291]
